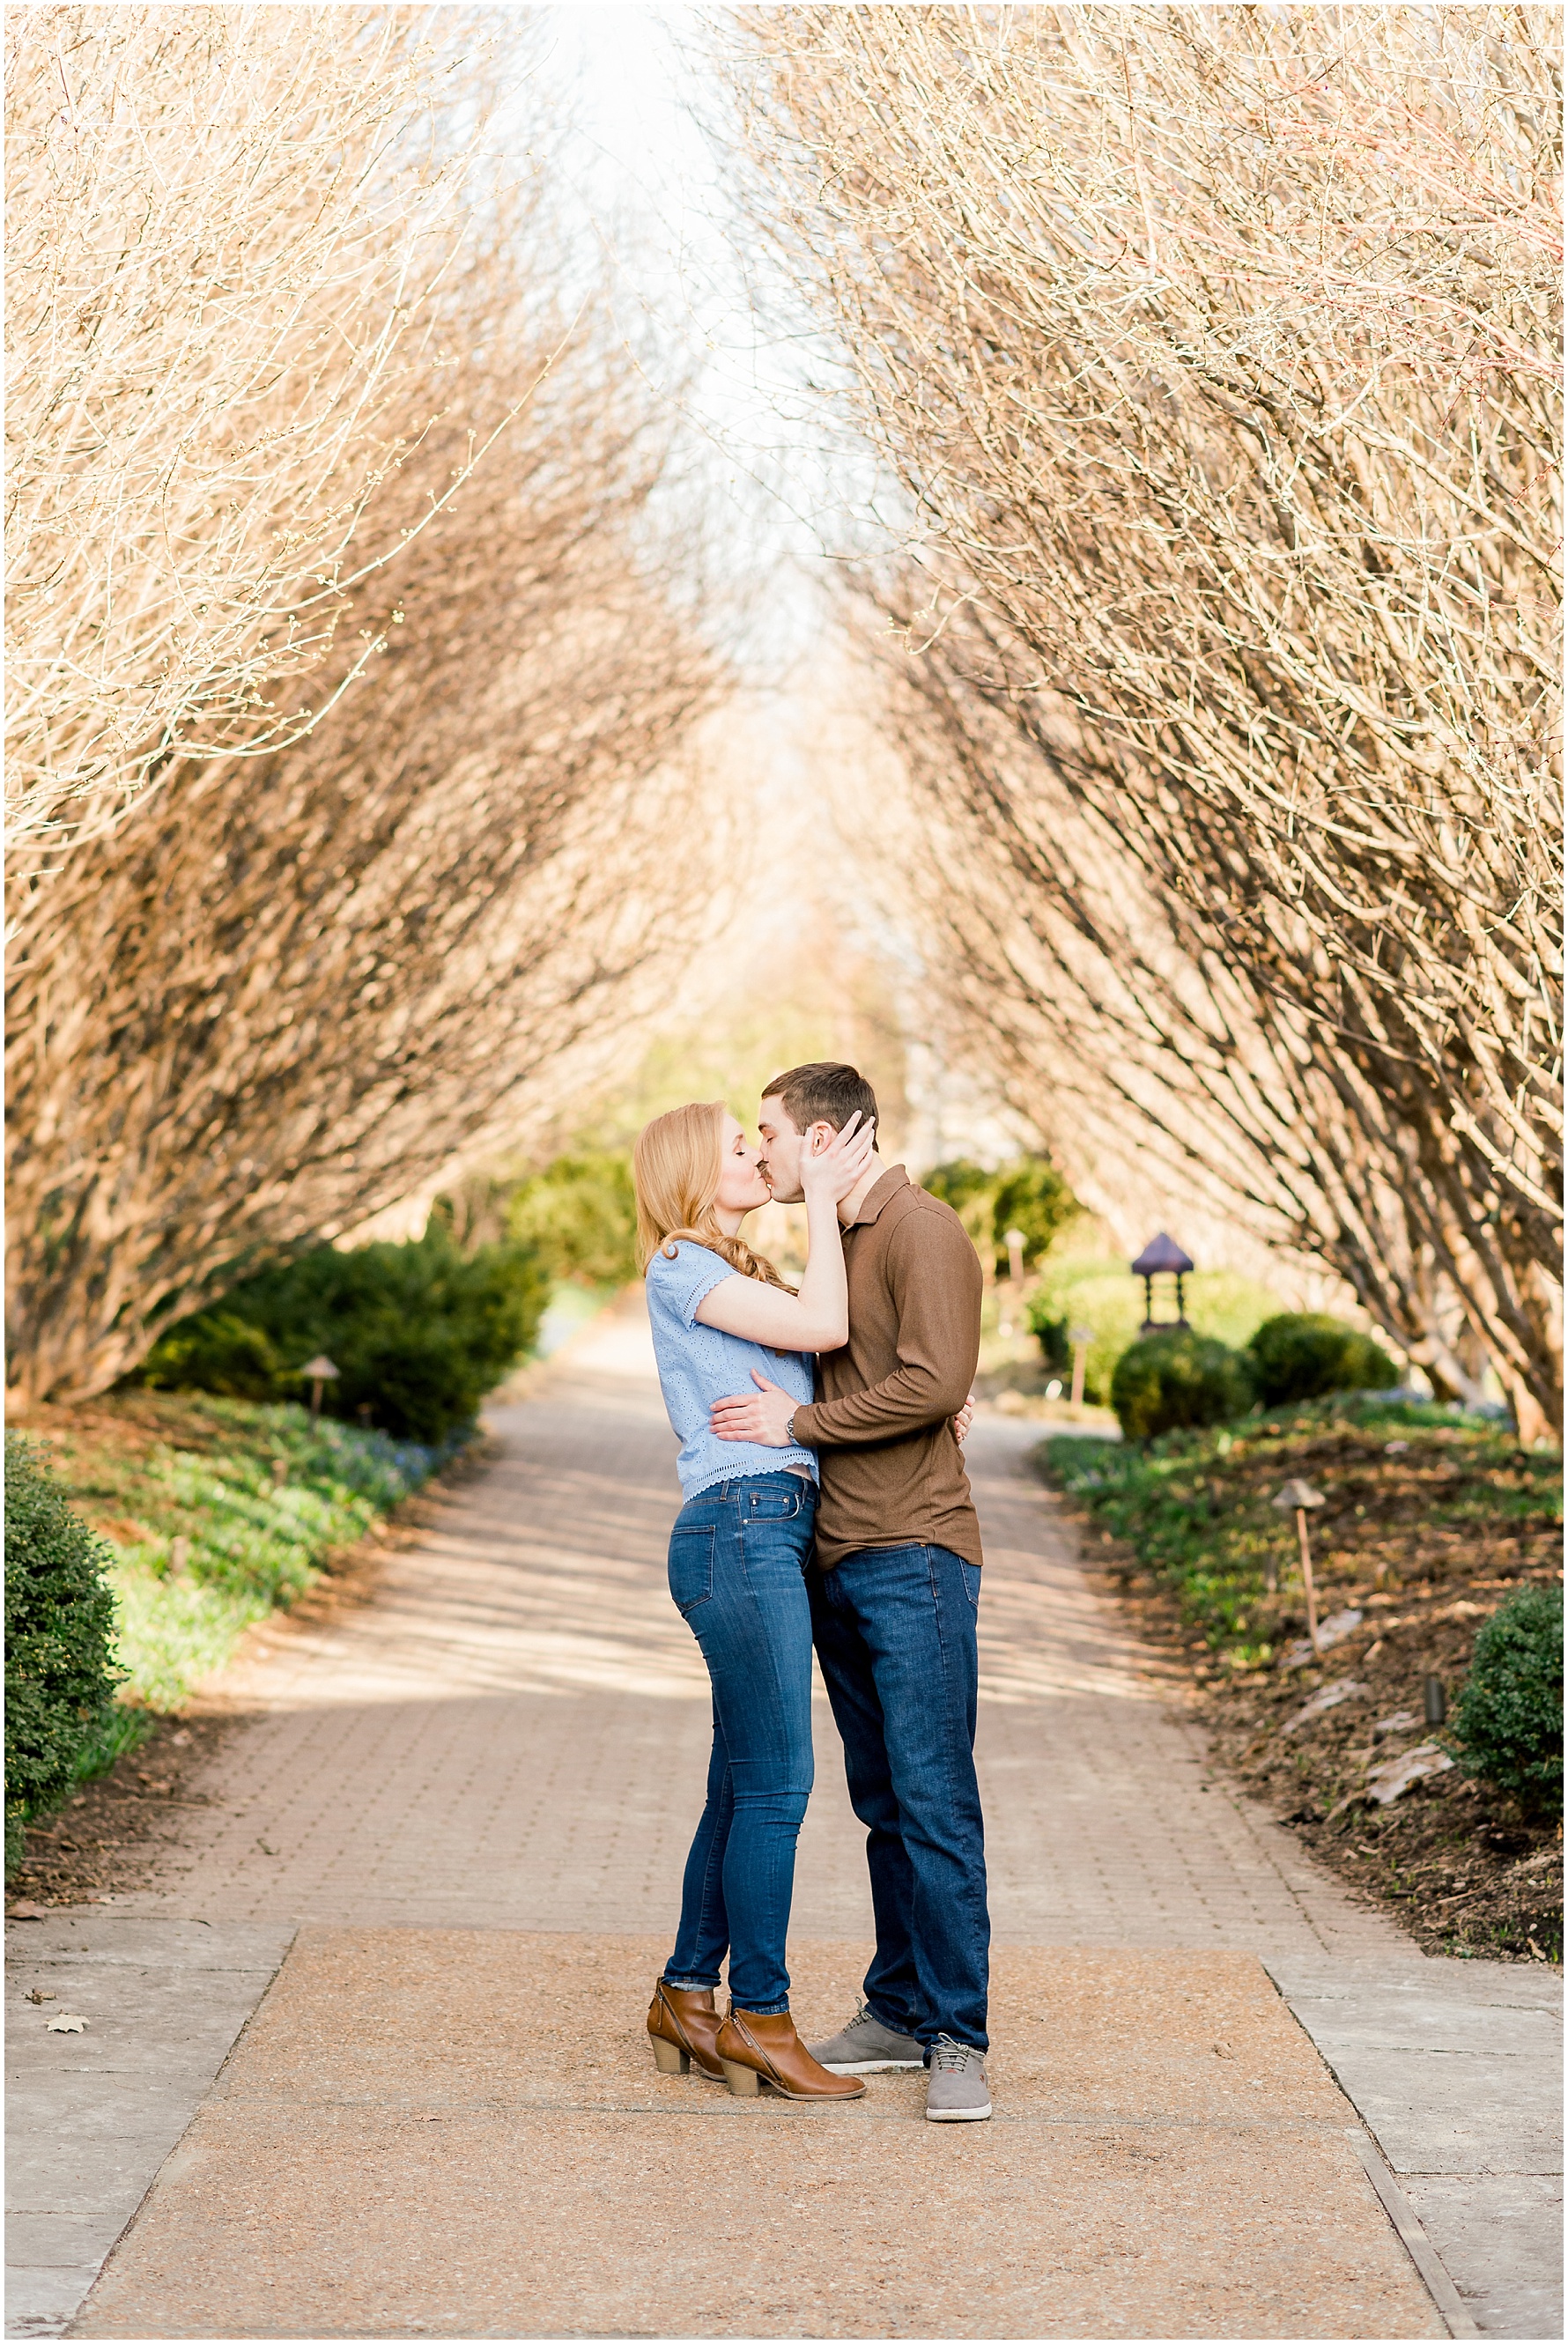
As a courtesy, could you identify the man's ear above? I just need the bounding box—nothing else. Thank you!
[808,1120,836,1155]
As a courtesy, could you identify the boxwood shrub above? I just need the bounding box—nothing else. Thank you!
[1111,1330,1256,1441]
[5,1434,125,1874]
[1452,1584,1563,1816]
[134,1223,547,1444]
[1248,1312,1398,1407]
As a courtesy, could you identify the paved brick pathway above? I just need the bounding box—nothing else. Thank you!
[122,1294,1409,1961]
[23,1293,1560,2338]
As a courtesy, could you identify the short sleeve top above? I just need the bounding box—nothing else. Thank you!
[643,1240,818,1500]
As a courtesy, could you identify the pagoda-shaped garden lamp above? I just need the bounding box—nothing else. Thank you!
[301,1354,340,1419]
[1131,1233,1194,1334]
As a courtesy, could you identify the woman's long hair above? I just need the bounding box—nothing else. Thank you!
[632,1101,793,1289]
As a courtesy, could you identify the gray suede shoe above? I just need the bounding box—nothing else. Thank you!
[807,2001,925,2074]
[925,2036,992,2121]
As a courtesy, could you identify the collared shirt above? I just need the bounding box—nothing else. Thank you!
[793,1165,984,1570]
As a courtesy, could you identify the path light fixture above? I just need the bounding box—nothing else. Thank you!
[301,1354,340,1419]
[1272,1478,1326,1653]
[1424,1675,1447,1727]
[1069,1325,1094,1410]
[1131,1233,1194,1334]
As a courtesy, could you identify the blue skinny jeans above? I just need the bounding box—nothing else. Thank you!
[809,1540,990,2051]
[663,1473,817,2015]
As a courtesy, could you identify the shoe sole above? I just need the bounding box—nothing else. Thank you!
[720,2057,866,2103]
[926,2100,993,2122]
[817,2056,926,2074]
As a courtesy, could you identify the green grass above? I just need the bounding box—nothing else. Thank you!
[1037,1394,1562,1665]
[30,1395,455,1769]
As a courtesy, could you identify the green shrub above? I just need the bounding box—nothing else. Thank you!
[920,1160,1003,1256]
[135,1224,546,1443]
[506,1150,637,1287]
[988,1159,1078,1275]
[5,1435,125,1873]
[1452,1585,1563,1815]
[1027,1300,1071,1374]
[923,1157,1079,1277]
[132,1311,284,1402]
[1111,1330,1257,1440]
[1027,1254,1283,1406]
[1248,1312,1398,1407]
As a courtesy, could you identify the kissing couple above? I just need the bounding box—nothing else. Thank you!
[632,1061,992,2122]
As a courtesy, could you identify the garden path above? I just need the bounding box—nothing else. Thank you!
[11,1294,1558,2338]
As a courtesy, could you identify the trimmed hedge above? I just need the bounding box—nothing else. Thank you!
[1111,1329,1256,1440]
[1452,1584,1563,1815]
[5,1435,124,1873]
[1248,1312,1398,1407]
[134,1223,546,1443]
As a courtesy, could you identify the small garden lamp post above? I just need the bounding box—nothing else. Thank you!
[1272,1477,1326,1653]
[1069,1325,1094,1410]
[302,1354,340,1420]
[1131,1233,1194,1334]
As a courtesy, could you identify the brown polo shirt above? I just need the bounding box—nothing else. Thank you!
[793,1164,984,1570]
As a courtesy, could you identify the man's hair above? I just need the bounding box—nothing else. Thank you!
[761,1061,879,1142]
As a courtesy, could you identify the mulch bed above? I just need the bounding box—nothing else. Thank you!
[8,1712,240,1912]
[1053,1412,1563,1963]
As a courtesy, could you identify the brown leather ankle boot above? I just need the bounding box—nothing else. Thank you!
[715,2008,868,2102]
[647,1979,725,2080]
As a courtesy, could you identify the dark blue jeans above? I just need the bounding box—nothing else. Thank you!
[663,1473,817,2015]
[809,1542,990,2052]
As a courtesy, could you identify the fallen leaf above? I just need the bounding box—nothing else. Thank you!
[26,1989,56,2004]
[6,1903,48,1921]
[1282,1681,1368,1734]
[46,2012,90,2032]
[1366,1741,1455,1805]
[1282,1609,1365,1668]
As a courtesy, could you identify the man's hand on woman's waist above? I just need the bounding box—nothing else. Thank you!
[709,1372,977,1449]
[708,1371,798,1447]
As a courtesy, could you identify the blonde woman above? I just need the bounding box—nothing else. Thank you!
[634,1098,875,2104]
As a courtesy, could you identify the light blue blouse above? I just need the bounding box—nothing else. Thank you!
[644,1240,817,1500]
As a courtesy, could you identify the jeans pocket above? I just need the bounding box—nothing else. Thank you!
[669,1524,716,1616]
[960,1560,981,1612]
[744,1487,802,1524]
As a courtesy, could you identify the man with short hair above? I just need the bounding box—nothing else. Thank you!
[708,1061,992,2122]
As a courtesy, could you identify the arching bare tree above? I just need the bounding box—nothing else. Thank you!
[7,10,722,1401]
[7,5,529,847]
[876,632,1520,1408]
[729,4,1563,1434]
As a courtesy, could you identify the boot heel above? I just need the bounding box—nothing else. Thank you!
[650,2036,689,2075]
[721,2057,762,2097]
